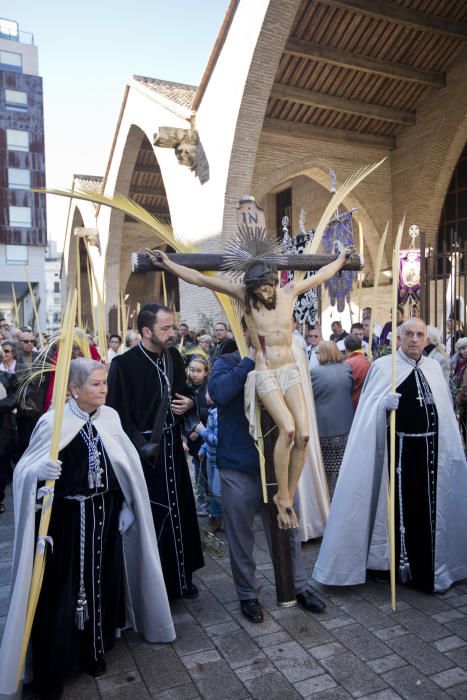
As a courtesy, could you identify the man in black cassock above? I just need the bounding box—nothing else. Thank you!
[107,304,204,600]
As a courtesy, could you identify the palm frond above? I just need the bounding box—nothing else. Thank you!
[294,158,386,284]
[368,223,389,360]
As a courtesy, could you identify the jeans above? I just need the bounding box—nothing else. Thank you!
[206,457,221,517]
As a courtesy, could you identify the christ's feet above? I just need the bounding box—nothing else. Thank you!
[273,493,299,529]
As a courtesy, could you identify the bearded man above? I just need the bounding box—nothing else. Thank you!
[314,318,467,594]
[147,247,352,529]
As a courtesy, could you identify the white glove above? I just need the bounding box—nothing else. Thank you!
[38,459,62,481]
[118,503,135,534]
[383,392,401,411]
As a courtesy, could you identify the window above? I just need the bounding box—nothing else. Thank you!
[5,245,28,264]
[0,19,19,39]
[5,89,27,109]
[9,205,31,228]
[6,129,29,152]
[8,168,30,190]
[0,49,22,71]
[276,188,292,239]
[53,281,60,293]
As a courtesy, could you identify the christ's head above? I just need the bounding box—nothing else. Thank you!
[244,262,278,314]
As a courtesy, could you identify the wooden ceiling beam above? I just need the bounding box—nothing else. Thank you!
[284,37,445,88]
[133,165,161,174]
[319,0,467,39]
[129,186,167,197]
[271,82,415,125]
[263,117,396,149]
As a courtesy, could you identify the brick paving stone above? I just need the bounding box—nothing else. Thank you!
[395,587,450,614]
[447,619,467,642]
[263,640,324,683]
[211,628,265,669]
[447,647,467,671]
[321,616,354,631]
[184,588,233,628]
[431,667,467,689]
[172,620,215,657]
[203,619,241,636]
[433,610,466,624]
[448,596,467,609]
[367,654,407,674]
[374,625,408,642]
[435,636,467,653]
[230,606,283,637]
[334,623,392,662]
[378,601,411,615]
[254,630,292,648]
[382,665,450,699]
[133,645,191,694]
[61,674,99,699]
[308,641,347,660]
[184,655,251,699]
[359,691,402,700]
[294,673,337,697]
[392,607,449,641]
[446,683,467,699]
[104,639,138,676]
[203,574,239,604]
[303,689,352,699]
[321,651,388,697]
[388,634,455,675]
[96,669,143,694]
[235,659,277,682]
[155,685,201,699]
[340,602,392,631]
[269,607,333,647]
[328,590,364,606]
[356,583,394,606]
[243,669,301,699]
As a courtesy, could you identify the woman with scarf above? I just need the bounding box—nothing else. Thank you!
[0,358,174,700]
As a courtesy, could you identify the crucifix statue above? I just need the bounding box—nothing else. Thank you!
[144,197,361,530]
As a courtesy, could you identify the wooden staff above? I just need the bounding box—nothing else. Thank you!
[75,235,82,328]
[368,224,389,361]
[389,219,405,611]
[24,266,43,348]
[161,271,168,306]
[85,241,107,363]
[17,289,78,684]
[11,284,20,326]
[358,222,364,320]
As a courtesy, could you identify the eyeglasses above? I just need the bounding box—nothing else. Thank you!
[21,340,35,344]
[3,349,12,354]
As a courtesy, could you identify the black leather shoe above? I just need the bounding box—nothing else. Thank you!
[183,584,199,600]
[240,598,264,623]
[296,589,326,613]
[86,657,106,677]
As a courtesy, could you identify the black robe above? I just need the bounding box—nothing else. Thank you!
[389,367,438,593]
[107,344,204,599]
[32,424,124,687]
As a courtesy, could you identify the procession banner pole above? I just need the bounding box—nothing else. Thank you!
[11,283,20,326]
[76,235,82,328]
[17,289,78,685]
[24,266,44,348]
[368,224,389,361]
[358,221,364,321]
[389,219,405,611]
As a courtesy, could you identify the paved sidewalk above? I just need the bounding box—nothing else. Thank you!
[2,484,467,699]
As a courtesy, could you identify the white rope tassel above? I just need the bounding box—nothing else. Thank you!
[397,434,412,583]
[75,500,89,630]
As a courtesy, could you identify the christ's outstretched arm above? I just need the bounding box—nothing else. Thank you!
[146,249,245,303]
[290,246,358,298]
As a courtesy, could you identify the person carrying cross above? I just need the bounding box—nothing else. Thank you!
[146,245,353,529]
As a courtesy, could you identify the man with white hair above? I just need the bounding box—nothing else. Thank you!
[314,318,467,594]
[424,325,450,383]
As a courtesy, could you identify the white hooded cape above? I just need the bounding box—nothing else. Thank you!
[0,404,175,699]
[313,350,467,592]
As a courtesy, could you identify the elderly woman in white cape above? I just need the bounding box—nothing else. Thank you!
[0,358,175,700]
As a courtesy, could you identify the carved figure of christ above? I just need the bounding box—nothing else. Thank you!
[146,246,351,529]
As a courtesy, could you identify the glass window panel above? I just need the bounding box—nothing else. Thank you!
[0,49,22,69]
[0,19,18,38]
[6,129,29,151]
[9,205,31,227]
[5,245,28,264]
[5,89,27,107]
[8,168,30,189]
[445,192,456,222]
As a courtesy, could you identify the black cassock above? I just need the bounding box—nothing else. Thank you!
[389,366,438,593]
[32,423,124,688]
[107,344,204,599]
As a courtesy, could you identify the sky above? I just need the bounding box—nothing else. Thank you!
[12,0,230,250]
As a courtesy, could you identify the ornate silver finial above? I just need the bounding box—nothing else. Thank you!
[329,169,337,194]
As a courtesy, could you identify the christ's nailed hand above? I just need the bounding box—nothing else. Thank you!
[145,248,168,268]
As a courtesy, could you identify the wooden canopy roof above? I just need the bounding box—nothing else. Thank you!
[264,0,467,150]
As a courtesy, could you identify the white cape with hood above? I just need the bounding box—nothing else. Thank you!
[313,350,467,592]
[0,403,175,699]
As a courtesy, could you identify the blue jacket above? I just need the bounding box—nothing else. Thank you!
[208,352,259,474]
[198,406,218,462]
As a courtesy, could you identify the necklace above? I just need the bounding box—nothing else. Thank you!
[68,399,104,489]
[138,343,172,392]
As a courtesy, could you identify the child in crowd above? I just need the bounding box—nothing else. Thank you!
[195,391,221,534]
[185,356,210,515]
